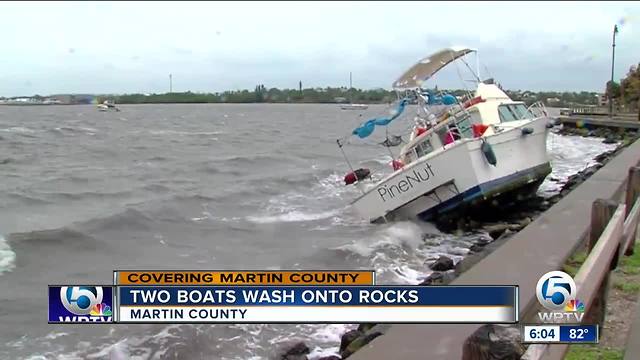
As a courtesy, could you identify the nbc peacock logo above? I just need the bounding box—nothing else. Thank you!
[564,299,585,313]
[89,303,113,317]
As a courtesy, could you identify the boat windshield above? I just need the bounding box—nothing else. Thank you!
[498,103,534,122]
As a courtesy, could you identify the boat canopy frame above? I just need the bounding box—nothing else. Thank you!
[336,47,486,189]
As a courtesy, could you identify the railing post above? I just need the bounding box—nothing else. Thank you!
[584,199,618,325]
[624,166,640,255]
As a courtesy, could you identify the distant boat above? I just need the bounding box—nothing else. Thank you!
[341,72,368,110]
[97,100,120,112]
[341,103,369,110]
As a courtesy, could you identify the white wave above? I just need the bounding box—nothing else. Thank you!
[246,209,342,224]
[149,130,223,136]
[309,346,341,360]
[250,171,365,227]
[0,126,36,133]
[0,234,16,275]
[44,332,69,340]
[539,133,620,196]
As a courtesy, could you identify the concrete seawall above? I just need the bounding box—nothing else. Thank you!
[349,138,640,360]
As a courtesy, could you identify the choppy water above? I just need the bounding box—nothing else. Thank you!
[0,104,618,359]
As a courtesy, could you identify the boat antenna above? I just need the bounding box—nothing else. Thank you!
[337,139,356,174]
[337,138,368,195]
[384,128,397,160]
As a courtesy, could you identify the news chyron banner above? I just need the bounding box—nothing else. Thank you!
[49,270,518,324]
[114,270,375,286]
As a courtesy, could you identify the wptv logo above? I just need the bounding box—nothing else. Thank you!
[536,271,585,323]
[49,286,113,323]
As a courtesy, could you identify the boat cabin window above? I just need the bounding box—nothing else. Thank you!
[403,148,417,163]
[510,103,534,119]
[467,109,483,125]
[436,124,461,145]
[454,115,473,138]
[498,104,533,122]
[414,139,433,157]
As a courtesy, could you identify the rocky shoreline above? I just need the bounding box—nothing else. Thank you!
[277,127,638,360]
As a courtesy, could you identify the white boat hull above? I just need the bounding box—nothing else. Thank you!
[351,117,552,222]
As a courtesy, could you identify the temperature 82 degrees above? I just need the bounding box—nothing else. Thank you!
[559,325,598,343]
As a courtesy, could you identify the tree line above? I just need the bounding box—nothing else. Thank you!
[104,87,607,107]
[91,68,639,110]
[106,86,396,105]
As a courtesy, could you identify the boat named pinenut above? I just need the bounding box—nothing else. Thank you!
[337,47,555,223]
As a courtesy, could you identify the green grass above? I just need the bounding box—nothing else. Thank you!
[563,249,589,277]
[565,345,624,360]
[618,243,640,275]
[614,281,640,294]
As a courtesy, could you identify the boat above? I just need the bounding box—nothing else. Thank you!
[340,72,368,110]
[337,47,555,223]
[341,103,369,110]
[97,100,120,112]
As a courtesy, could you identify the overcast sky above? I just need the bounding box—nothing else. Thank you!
[0,1,638,96]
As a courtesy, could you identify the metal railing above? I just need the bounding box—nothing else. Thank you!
[528,101,549,118]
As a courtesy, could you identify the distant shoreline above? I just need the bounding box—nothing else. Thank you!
[0,101,396,106]
[0,87,609,108]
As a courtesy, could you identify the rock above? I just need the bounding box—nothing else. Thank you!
[547,194,561,204]
[419,271,444,285]
[594,153,609,164]
[468,219,480,229]
[340,330,362,353]
[421,271,457,285]
[507,223,524,232]
[340,332,384,359]
[365,324,392,335]
[603,134,618,144]
[497,228,514,241]
[483,224,510,240]
[521,217,532,226]
[538,200,550,210]
[582,165,599,177]
[272,341,310,360]
[429,255,455,271]
[461,324,525,360]
[509,217,532,230]
[469,244,485,253]
[356,323,376,333]
[471,232,493,245]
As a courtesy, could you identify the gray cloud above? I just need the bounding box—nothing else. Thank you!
[0,1,638,96]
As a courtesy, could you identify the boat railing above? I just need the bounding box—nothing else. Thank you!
[527,101,548,118]
[404,111,472,163]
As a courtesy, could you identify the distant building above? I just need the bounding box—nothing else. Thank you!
[596,94,608,107]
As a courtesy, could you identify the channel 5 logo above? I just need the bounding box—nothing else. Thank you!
[536,271,585,322]
[49,286,113,323]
